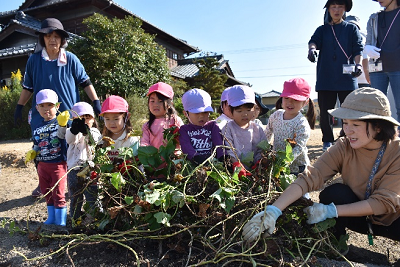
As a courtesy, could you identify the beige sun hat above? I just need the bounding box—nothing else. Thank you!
[328,87,400,126]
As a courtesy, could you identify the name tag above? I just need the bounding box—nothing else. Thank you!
[342,64,355,74]
[369,60,383,72]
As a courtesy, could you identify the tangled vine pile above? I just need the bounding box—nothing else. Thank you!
[6,127,348,266]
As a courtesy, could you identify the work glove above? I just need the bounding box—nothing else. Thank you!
[70,118,88,135]
[303,202,338,224]
[242,205,282,243]
[14,104,24,127]
[352,63,363,78]
[25,150,38,164]
[364,45,381,60]
[232,161,251,179]
[308,47,318,63]
[93,100,102,116]
[56,111,70,127]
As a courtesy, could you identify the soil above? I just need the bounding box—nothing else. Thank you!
[1,127,400,267]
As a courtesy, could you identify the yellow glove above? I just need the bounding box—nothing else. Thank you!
[25,150,37,164]
[57,111,70,127]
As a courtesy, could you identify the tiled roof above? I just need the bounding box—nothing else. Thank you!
[0,11,81,58]
[0,43,35,57]
[0,0,199,52]
[171,64,199,79]
[260,90,281,98]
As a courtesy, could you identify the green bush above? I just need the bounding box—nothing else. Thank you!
[0,70,32,141]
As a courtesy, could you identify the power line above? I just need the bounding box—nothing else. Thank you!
[237,73,315,79]
[218,43,304,54]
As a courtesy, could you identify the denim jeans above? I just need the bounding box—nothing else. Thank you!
[370,71,400,124]
[318,91,352,143]
[68,169,98,220]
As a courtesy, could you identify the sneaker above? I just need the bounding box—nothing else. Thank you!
[322,142,332,151]
[31,185,42,197]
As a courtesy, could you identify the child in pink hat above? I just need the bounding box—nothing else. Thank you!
[141,82,184,149]
[265,77,316,175]
[179,88,224,164]
[100,95,139,162]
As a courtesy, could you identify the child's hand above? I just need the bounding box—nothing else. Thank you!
[57,111,70,127]
[70,118,88,135]
[25,150,37,164]
[232,161,252,178]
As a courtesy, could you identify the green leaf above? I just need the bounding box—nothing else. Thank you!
[110,172,125,192]
[256,139,271,151]
[171,190,184,205]
[154,212,172,226]
[312,218,337,233]
[133,205,142,215]
[241,151,254,167]
[144,189,161,204]
[124,196,134,205]
[225,195,235,213]
[210,188,223,202]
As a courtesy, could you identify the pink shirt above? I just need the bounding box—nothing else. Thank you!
[140,115,184,148]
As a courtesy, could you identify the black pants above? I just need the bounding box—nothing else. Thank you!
[318,91,352,143]
[319,183,400,241]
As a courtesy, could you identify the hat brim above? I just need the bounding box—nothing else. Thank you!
[280,93,308,102]
[230,99,255,107]
[36,28,69,38]
[328,107,400,126]
[188,106,213,113]
[100,109,129,116]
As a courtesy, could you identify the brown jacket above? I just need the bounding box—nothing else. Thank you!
[294,137,400,226]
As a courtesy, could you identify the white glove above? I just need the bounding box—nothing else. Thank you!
[364,45,381,60]
[303,202,338,224]
[242,205,282,243]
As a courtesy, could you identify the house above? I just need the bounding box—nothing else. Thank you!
[0,0,249,89]
[171,54,249,87]
[0,0,201,83]
[258,90,281,111]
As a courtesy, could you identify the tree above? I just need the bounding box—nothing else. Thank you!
[69,14,171,98]
[192,54,228,107]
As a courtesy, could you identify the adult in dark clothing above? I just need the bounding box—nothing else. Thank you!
[365,0,400,129]
[308,0,363,151]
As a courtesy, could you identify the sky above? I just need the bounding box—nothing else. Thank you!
[2,0,382,99]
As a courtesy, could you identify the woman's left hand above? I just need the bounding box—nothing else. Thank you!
[303,202,338,224]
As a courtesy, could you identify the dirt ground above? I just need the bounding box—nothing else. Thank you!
[1,127,400,266]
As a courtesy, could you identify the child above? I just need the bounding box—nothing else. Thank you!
[100,95,139,162]
[215,87,233,130]
[265,78,316,175]
[141,82,184,148]
[222,85,267,173]
[63,102,102,221]
[243,88,400,249]
[179,88,224,164]
[25,89,68,226]
[253,93,269,128]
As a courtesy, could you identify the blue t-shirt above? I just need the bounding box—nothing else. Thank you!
[32,118,67,163]
[23,51,90,131]
[309,21,363,92]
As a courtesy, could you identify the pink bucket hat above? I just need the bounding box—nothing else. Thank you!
[182,88,213,113]
[227,85,255,107]
[147,82,174,99]
[100,95,129,116]
[36,89,58,105]
[281,78,311,101]
[71,102,95,117]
